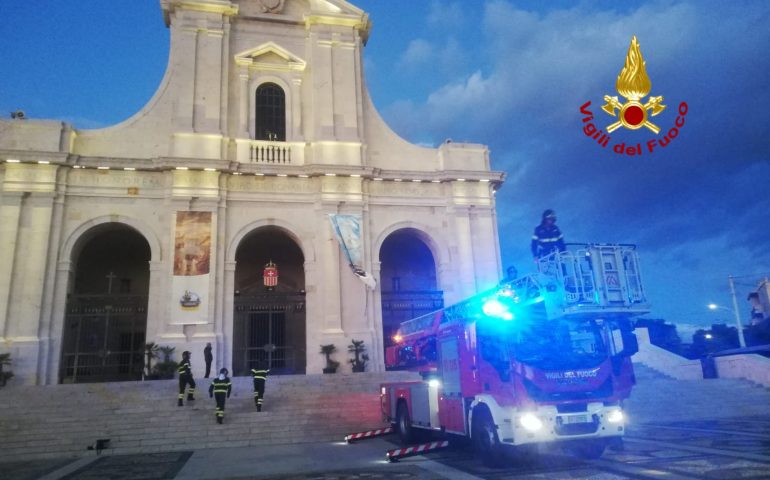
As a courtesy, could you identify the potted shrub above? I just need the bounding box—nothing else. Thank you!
[153,346,178,379]
[348,339,368,373]
[0,353,13,387]
[320,344,339,374]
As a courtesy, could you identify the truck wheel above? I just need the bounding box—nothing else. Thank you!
[472,410,506,467]
[396,402,414,445]
[564,439,606,459]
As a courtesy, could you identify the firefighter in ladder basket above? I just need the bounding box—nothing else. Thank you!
[209,368,232,424]
[177,351,196,406]
[531,209,566,262]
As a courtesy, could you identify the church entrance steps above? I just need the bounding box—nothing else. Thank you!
[2,370,768,463]
[0,371,419,462]
[631,362,676,381]
[626,373,770,423]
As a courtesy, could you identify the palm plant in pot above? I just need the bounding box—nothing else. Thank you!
[348,339,368,373]
[0,353,13,387]
[320,344,339,374]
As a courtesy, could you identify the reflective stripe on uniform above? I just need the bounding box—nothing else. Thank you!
[539,236,563,242]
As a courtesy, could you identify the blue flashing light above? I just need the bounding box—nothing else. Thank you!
[482,299,505,317]
[482,298,515,321]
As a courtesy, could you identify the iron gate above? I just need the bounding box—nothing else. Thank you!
[60,295,147,383]
[381,290,444,347]
[233,293,305,375]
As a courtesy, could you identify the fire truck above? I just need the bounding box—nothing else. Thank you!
[381,244,648,465]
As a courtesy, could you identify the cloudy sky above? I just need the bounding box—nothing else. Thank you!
[1,0,768,330]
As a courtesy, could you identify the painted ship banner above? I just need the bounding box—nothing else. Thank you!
[172,211,212,324]
[328,214,376,290]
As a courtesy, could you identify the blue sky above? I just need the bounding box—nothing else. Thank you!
[1,0,769,331]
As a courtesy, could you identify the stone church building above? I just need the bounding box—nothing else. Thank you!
[0,0,504,384]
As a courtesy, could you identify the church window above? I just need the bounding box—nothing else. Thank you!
[255,83,286,141]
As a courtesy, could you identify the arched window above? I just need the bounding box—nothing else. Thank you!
[255,83,286,141]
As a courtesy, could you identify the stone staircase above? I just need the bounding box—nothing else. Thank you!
[2,365,769,463]
[626,362,770,423]
[0,371,419,462]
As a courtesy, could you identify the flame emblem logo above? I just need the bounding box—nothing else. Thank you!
[602,36,665,134]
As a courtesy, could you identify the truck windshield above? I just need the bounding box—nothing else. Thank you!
[510,319,607,370]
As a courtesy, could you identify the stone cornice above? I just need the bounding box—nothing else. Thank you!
[162,0,238,26]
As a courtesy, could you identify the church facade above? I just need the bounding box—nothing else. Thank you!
[0,0,504,385]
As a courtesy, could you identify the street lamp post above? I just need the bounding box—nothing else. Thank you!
[707,299,747,348]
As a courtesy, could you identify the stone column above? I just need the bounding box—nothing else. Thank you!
[0,192,23,341]
[222,260,236,372]
[238,68,250,138]
[46,260,73,385]
[6,192,56,384]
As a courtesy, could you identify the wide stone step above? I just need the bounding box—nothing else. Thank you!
[0,372,420,462]
[626,375,770,422]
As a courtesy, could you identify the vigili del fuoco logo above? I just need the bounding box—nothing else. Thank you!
[580,36,688,156]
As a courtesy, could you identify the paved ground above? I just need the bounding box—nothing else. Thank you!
[4,416,770,479]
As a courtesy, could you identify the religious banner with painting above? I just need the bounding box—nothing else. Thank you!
[171,211,212,324]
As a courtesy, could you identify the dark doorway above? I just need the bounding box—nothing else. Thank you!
[233,227,305,375]
[60,224,150,383]
[379,229,443,350]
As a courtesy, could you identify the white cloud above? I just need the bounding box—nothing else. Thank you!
[398,38,433,69]
[427,1,464,30]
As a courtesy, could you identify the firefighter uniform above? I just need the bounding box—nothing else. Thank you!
[177,352,196,406]
[209,369,232,424]
[251,364,270,411]
[531,210,566,260]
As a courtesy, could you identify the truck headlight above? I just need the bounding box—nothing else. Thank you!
[428,379,441,388]
[519,413,543,431]
[607,409,624,423]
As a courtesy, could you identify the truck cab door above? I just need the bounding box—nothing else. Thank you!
[438,334,467,434]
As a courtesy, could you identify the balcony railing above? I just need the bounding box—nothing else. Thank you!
[235,140,304,165]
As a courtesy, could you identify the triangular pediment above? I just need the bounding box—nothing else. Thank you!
[234,42,306,72]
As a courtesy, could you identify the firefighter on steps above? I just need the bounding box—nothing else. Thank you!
[209,368,232,424]
[177,351,196,406]
[251,361,270,411]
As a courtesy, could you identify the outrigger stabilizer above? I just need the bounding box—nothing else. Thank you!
[344,427,393,444]
[386,440,449,463]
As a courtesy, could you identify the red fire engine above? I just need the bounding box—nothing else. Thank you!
[381,244,648,465]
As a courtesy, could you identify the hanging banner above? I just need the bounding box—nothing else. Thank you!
[171,211,212,324]
[328,214,376,290]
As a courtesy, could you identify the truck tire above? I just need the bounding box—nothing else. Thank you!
[564,438,607,459]
[396,402,414,445]
[472,409,506,467]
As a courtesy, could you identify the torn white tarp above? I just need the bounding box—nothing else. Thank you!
[328,214,376,290]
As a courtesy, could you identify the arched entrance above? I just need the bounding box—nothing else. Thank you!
[233,226,306,375]
[379,228,444,349]
[60,223,150,383]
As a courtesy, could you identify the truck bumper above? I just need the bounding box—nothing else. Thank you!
[496,402,625,446]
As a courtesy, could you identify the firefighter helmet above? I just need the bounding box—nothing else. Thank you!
[542,209,556,220]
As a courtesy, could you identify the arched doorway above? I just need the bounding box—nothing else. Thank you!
[233,226,305,375]
[60,224,150,383]
[379,228,444,349]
